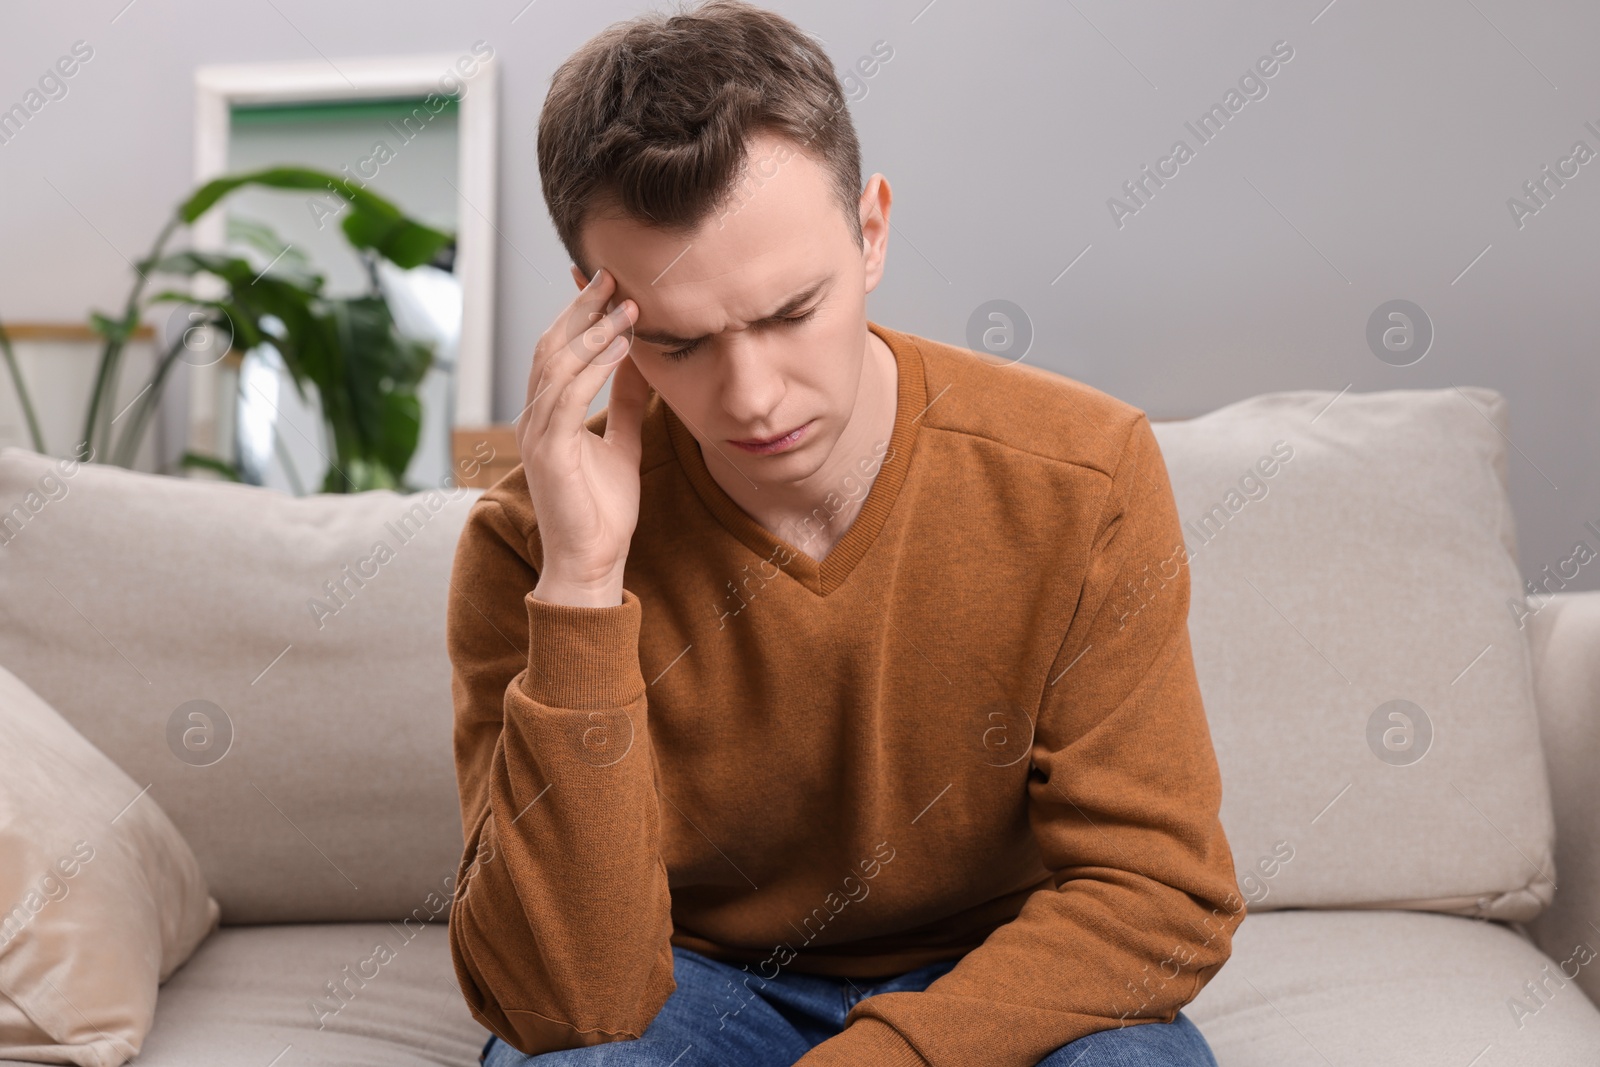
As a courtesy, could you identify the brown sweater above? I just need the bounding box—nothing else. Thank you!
[445,321,1243,1066]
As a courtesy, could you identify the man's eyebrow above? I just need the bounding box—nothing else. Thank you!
[631,275,834,347]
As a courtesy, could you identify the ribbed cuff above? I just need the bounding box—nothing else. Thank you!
[792,1016,927,1067]
[519,587,645,710]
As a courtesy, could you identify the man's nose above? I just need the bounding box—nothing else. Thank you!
[717,335,787,424]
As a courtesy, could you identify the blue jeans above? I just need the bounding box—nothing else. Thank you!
[478,944,1218,1066]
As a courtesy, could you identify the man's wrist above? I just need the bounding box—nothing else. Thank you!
[532,575,625,608]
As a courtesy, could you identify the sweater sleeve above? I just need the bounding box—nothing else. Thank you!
[445,497,676,1056]
[795,414,1245,1067]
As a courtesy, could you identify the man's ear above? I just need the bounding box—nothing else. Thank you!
[570,264,590,291]
[859,173,892,294]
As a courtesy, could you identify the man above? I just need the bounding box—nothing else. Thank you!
[445,3,1243,1065]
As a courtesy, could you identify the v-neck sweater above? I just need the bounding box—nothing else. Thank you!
[445,321,1243,1066]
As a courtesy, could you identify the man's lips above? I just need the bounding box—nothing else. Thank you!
[732,426,799,446]
[728,419,813,451]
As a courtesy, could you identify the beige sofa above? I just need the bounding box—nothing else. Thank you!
[1,383,1598,1065]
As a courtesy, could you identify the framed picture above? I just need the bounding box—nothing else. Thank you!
[186,51,498,492]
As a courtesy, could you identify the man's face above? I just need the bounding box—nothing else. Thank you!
[578,130,887,487]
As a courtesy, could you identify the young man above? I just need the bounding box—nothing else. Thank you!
[445,3,1243,1065]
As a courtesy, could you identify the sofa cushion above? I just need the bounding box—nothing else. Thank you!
[1151,387,1555,919]
[0,664,219,1067]
[1525,591,1600,1012]
[0,921,488,1067]
[1186,910,1600,1063]
[0,447,478,924]
[0,913,1589,1067]
[0,383,1557,930]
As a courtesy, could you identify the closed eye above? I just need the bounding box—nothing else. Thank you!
[660,307,820,362]
[660,337,706,361]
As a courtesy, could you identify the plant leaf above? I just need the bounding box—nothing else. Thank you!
[179,451,245,481]
[178,166,452,269]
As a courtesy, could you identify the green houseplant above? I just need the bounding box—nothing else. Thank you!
[0,166,453,493]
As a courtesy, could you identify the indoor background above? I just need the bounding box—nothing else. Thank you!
[1,0,1595,590]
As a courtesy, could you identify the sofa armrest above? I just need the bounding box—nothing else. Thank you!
[1525,590,1600,1007]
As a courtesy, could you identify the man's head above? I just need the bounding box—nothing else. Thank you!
[536,0,893,488]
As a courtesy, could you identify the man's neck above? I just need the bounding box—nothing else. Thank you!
[706,327,899,564]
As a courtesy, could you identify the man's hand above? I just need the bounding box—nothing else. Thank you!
[519,266,651,608]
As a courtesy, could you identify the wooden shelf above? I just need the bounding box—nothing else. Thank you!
[451,425,519,489]
[2,321,155,342]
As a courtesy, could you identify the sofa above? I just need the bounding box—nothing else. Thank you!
[0,382,1597,1066]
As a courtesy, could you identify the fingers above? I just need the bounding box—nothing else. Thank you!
[545,326,634,444]
[523,267,635,445]
[563,268,635,368]
[601,351,651,452]
[524,270,603,425]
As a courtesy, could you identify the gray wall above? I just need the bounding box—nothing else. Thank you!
[2,0,1596,592]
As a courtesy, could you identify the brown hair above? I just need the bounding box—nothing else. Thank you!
[536,0,863,276]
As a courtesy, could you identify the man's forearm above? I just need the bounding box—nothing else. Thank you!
[449,586,675,1055]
